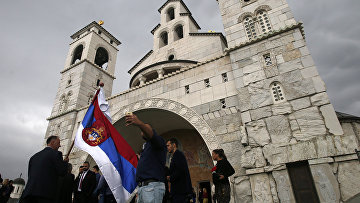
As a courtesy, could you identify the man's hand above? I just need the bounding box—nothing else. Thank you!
[219,175,225,180]
[167,176,170,181]
[125,114,144,126]
[125,114,154,139]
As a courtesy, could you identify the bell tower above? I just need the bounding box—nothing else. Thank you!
[45,21,121,153]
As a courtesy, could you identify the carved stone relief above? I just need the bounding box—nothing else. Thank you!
[112,98,220,153]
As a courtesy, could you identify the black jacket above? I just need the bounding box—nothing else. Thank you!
[21,147,68,200]
[169,150,192,195]
[74,170,97,203]
[212,159,235,185]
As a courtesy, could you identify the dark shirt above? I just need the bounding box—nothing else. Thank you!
[136,130,166,183]
[212,159,235,185]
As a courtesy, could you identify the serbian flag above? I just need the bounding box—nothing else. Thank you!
[75,87,138,203]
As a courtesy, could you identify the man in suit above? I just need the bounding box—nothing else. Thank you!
[166,138,192,203]
[74,161,97,203]
[20,135,68,203]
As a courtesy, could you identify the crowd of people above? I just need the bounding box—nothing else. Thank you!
[18,113,235,203]
[0,174,14,203]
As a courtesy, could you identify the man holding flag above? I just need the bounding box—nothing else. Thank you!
[74,83,138,203]
[125,114,167,203]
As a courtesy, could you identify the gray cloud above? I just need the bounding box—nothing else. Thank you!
[0,0,359,181]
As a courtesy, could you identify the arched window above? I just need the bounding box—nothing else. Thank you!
[167,8,175,21]
[270,82,286,104]
[159,32,168,48]
[144,71,159,83]
[174,25,184,41]
[244,16,257,40]
[71,45,83,65]
[257,10,272,34]
[164,67,180,76]
[59,95,67,113]
[94,47,109,70]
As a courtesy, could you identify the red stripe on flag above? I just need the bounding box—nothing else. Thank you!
[93,97,138,168]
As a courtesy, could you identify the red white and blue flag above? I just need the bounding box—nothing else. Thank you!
[75,87,138,203]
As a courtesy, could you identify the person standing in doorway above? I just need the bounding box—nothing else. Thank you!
[211,149,235,203]
[166,138,192,203]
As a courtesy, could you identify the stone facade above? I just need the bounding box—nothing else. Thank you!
[44,0,360,202]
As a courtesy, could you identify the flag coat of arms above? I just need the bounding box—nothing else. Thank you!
[75,87,138,203]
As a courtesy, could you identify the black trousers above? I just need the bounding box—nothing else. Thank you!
[171,194,188,203]
[20,196,54,203]
[104,194,116,203]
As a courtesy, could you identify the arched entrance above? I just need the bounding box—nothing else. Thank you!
[111,98,220,194]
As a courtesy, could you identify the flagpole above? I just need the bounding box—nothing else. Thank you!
[64,82,104,160]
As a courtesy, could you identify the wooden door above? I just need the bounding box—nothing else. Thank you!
[287,161,320,203]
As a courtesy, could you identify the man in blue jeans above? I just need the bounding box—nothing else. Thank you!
[126,113,166,203]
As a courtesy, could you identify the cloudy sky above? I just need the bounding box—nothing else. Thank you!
[0,0,359,181]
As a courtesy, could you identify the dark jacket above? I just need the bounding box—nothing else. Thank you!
[56,173,75,203]
[169,150,192,195]
[21,147,67,200]
[212,159,235,185]
[74,170,97,203]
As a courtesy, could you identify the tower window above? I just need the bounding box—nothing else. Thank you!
[220,99,227,109]
[59,95,68,113]
[71,45,84,65]
[160,32,168,48]
[168,55,175,61]
[185,85,190,94]
[271,82,286,104]
[263,53,272,66]
[244,16,257,40]
[204,79,211,88]
[257,11,272,34]
[167,8,175,21]
[222,73,228,82]
[174,25,184,41]
[94,47,109,70]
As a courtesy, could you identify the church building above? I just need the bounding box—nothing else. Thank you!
[44,0,360,202]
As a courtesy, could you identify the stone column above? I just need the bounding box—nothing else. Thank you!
[139,75,146,86]
[157,69,164,79]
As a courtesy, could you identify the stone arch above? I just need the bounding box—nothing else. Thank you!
[254,5,272,15]
[112,98,220,154]
[94,45,111,70]
[71,44,85,65]
[159,29,169,48]
[166,6,176,21]
[238,12,254,23]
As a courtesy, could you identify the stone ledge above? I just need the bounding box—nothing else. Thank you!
[309,157,334,165]
[334,154,358,162]
[60,59,116,79]
[246,167,265,175]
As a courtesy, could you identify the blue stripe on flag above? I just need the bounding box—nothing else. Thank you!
[82,104,96,127]
[99,137,137,193]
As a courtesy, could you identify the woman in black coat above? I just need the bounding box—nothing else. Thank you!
[211,149,235,203]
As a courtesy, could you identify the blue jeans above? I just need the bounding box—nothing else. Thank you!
[137,182,165,203]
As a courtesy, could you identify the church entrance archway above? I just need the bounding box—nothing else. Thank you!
[112,98,221,190]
